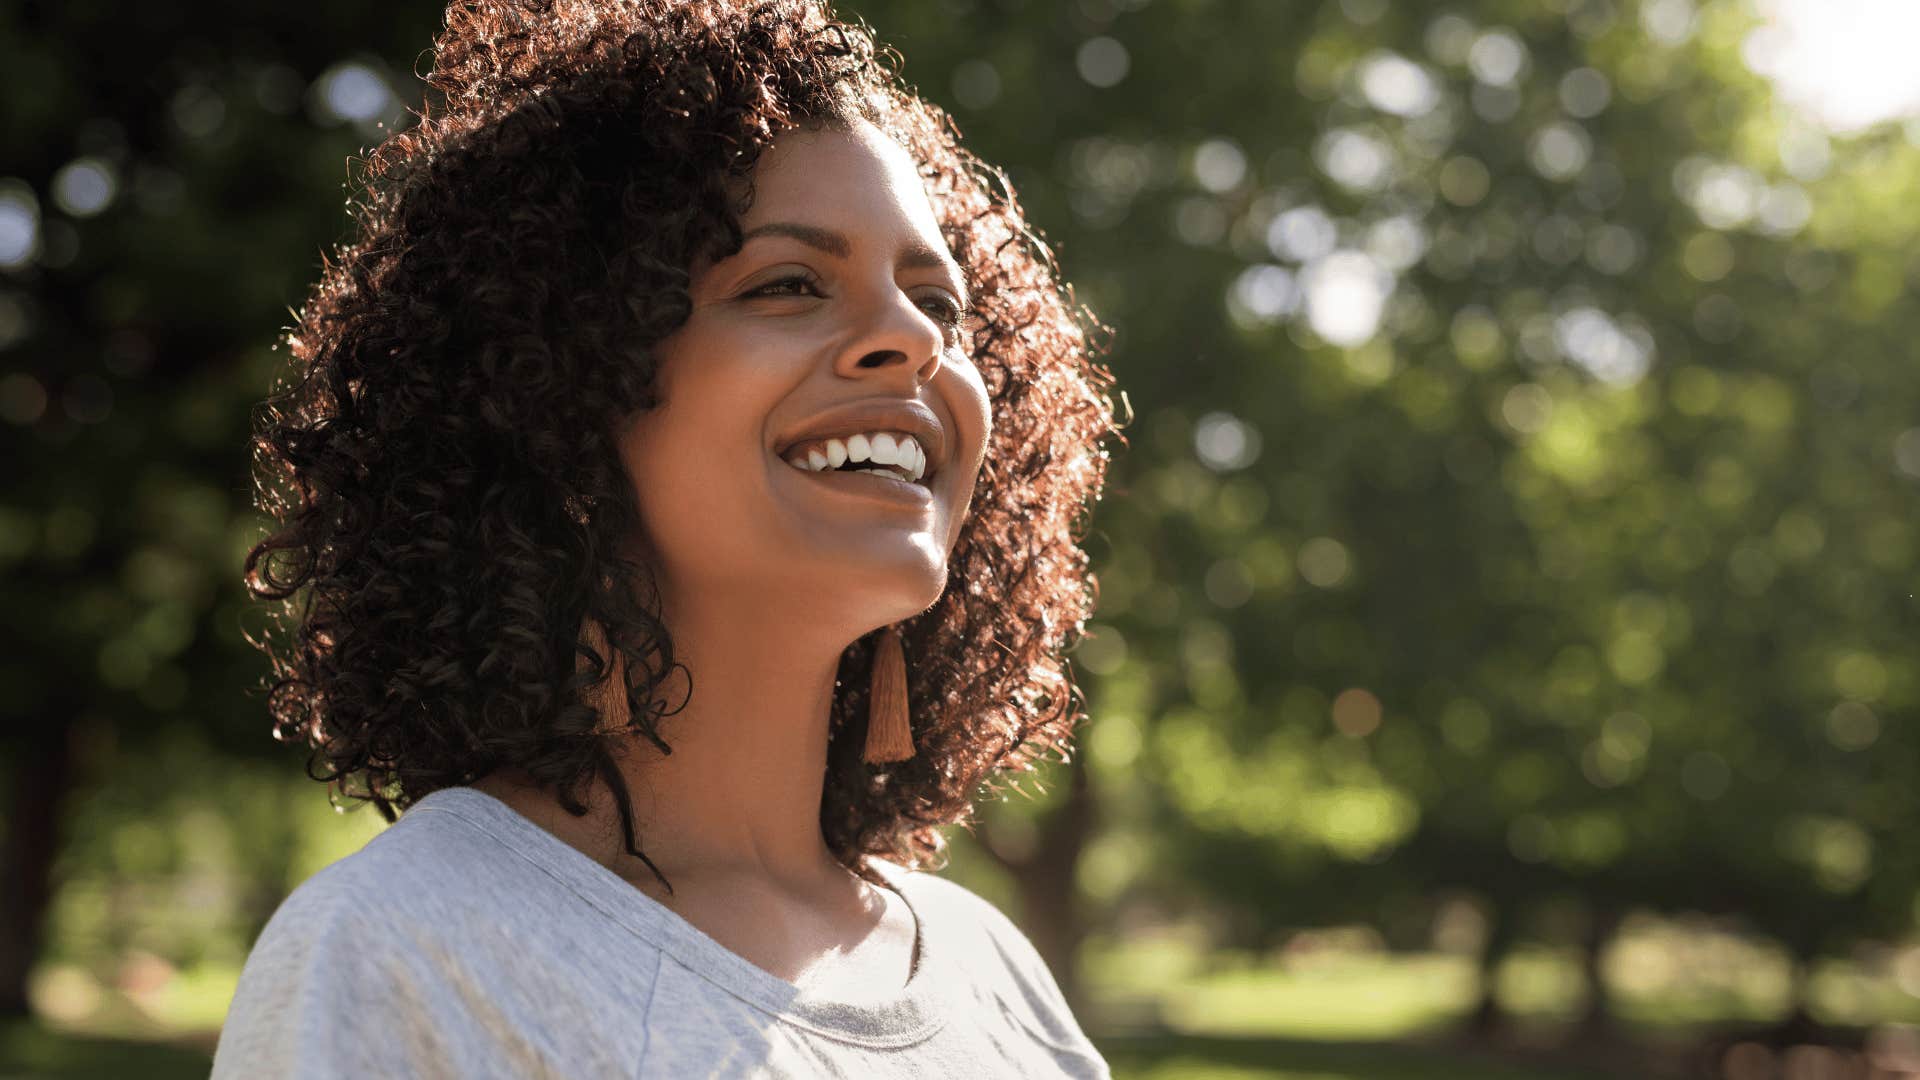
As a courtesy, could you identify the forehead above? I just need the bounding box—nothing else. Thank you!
[741,121,945,241]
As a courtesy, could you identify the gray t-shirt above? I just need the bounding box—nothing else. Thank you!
[211,786,1110,1078]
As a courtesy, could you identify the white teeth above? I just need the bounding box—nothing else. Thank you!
[782,431,929,482]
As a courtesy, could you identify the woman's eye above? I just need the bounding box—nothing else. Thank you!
[918,295,964,325]
[746,278,980,338]
[919,296,985,340]
[749,274,820,298]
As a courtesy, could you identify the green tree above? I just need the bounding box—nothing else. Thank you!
[0,0,448,1013]
[857,0,1920,1038]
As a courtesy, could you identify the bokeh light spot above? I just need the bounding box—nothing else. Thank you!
[951,59,1001,109]
[1267,204,1338,262]
[1358,51,1440,117]
[0,180,40,269]
[1193,411,1262,472]
[1558,67,1613,117]
[1226,264,1300,330]
[1302,251,1392,347]
[1076,37,1130,88]
[1528,121,1592,181]
[1332,688,1383,738]
[1437,155,1490,206]
[1314,128,1395,194]
[1743,0,1920,134]
[1298,537,1353,588]
[1468,29,1528,87]
[1500,383,1553,435]
[1192,138,1247,193]
[316,62,393,123]
[1825,702,1880,751]
[0,373,48,425]
[1892,428,1920,477]
[1682,233,1735,282]
[51,158,117,218]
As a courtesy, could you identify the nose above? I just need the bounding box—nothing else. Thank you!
[835,287,944,387]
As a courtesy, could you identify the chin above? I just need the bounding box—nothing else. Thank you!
[849,559,949,624]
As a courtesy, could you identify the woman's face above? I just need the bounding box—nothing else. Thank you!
[619,120,992,633]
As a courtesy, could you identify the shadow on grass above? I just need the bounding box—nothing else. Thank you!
[0,1020,213,1080]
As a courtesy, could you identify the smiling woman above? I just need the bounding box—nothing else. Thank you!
[219,0,1122,1077]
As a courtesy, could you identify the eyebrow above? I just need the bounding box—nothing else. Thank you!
[740,221,965,283]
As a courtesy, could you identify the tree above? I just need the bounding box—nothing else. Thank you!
[0,0,448,1013]
[855,0,1920,1038]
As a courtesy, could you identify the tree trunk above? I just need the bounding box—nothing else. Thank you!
[1464,900,1518,1042]
[1577,904,1622,1039]
[1778,953,1821,1041]
[0,716,79,1018]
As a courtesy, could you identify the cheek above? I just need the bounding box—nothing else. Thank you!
[614,414,679,516]
[620,340,734,493]
[613,388,713,519]
[621,402,743,509]
[615,346,786,528]
[953,364,994,471]
[937,364,995,551]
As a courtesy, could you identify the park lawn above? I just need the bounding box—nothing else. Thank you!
[0,1019,212,1080]
[1099,1031,1633,1080]
[1081,929,1920,1040]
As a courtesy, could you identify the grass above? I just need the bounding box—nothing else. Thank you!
[1084,932,1487,1042]
[0,1020,211,1080]
[1099,1031,1636,1080]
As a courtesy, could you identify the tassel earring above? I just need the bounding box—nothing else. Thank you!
[863,624,915,763]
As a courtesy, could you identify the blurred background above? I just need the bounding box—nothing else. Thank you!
[3,0,1917,1076]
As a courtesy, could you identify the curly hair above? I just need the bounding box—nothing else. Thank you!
[243,0,1123,893]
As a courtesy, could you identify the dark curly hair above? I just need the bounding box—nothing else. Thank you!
[243,0,1123,893]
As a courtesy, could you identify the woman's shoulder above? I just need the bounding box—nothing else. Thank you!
[878,864,1081,999]
[879,861,1040,960]
[213,790,661,1078]
[263,792,521,929]
[253,786,653,954]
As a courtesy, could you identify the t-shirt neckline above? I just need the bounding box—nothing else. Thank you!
[406,785,957,1045]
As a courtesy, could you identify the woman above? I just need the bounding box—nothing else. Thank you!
[216,0,1121,1075]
